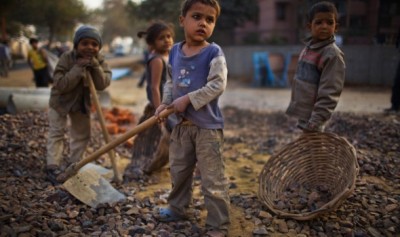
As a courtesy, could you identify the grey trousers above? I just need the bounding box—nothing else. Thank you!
[168,123,230,231]
[46,108,90,167]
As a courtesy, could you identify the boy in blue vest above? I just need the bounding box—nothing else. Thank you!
[155,0,229,236]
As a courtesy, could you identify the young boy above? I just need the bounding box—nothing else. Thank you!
[286,1,345,132]
[27,38,50,87]
[155,0,230,236]
[46,26,111,183]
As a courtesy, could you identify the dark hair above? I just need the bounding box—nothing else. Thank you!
[29,38,39,45]
[307,1,338,23]
[137,21,174,46]
[181,0,221,18]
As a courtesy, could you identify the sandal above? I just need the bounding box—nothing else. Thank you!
[156,207,186,222]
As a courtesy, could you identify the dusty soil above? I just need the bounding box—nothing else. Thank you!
[0,56,392,115]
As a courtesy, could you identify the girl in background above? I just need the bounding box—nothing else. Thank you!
[125,21,176,179]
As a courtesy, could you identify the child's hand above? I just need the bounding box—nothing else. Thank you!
[302,122,320,133]
[76,58,91,67]
[155,104,168,123]
[168,95,190,113]
[87,57,100,68]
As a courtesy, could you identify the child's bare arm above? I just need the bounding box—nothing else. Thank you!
[167,95,190,113]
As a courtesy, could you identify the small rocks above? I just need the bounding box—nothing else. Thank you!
[273,184,332,213]
[47,220,65,232]
[385,204,398,212]
[226,109,399,236]
[253,226,268,235]
[0,109,399,236]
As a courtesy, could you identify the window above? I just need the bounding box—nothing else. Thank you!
[276,2,287,21]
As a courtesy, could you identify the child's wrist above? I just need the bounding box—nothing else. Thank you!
[305,121,322,132]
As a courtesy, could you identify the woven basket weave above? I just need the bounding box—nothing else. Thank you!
[258,132,358,220]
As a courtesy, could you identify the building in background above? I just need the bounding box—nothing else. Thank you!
[234,0,400,45]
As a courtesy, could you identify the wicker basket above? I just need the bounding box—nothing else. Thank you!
[258,132,358,220]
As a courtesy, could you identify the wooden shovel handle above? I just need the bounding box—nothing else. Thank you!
[87,74,121,183]
[59,107,175,181]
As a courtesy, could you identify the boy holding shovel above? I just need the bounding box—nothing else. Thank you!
[155,0,230,236]
[46,25,111,183]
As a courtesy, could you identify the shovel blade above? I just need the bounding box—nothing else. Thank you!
[63,169,125,208]
[80,163,114,180]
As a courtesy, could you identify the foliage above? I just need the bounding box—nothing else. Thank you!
[132,0,183,41]
[0,0,23,39]
[4,0,87,44]
[101,0,146,44]
[136,0,180,24]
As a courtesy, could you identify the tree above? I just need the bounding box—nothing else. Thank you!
[136,0,180,24]
[0,0,20,40]
[132,0,183,40]
[6,0,87,44]
[100,0,142,44]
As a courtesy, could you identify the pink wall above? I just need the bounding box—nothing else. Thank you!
[235,0,299,44]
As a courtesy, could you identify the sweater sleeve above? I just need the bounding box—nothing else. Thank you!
[309,50,345,127]
[52,54,85,93]
[89,54,111,90]
[188,55,228,110]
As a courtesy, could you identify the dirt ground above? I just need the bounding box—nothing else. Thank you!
[106,72,393,116]
[0,56,392,115]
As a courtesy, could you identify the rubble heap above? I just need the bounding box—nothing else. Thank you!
[0,108,399,236]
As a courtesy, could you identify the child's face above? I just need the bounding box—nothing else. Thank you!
[76,38,100,59]
[153,29,174,54]
[308,12,337,42]
[179,2,217,45]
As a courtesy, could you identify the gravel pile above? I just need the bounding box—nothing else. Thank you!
[0,108,399,236]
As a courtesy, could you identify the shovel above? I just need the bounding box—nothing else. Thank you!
[57,107,174,207]
[86,73,121,183]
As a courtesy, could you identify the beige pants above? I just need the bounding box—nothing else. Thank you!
[168,123,230,231]
[46,108,90,167]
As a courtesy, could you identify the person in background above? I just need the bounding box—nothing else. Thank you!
[125,21,175,177]
[286,1,345,132]
[0,39,12,78]
[136,45,152,88]
[384,27,400,113]
[27,38,50,87]
[154,0,230,236]
[46,26,111,183]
